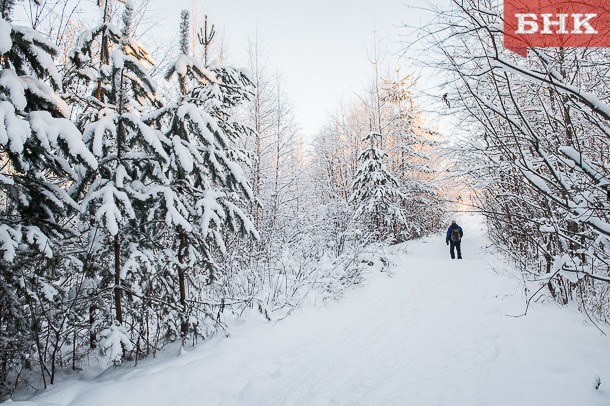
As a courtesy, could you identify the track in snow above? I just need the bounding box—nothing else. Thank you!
[16,215,610,406]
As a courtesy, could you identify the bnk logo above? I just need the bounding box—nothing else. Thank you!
[504,0,610,56]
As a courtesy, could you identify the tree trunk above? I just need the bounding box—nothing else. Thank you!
[89,304,96,349]
[113,234,123,323]
[178,232,188,338]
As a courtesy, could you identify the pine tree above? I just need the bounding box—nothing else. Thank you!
[154,10,258,340]
[381,74,444,238]
[350,131,407,242]
[65,0,169,363]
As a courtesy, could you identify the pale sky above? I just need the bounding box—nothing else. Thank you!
[10,0,442,136]
[14,0,446,136]
[145,0,445,136]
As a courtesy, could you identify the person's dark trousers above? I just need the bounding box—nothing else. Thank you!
[450,240,462,259]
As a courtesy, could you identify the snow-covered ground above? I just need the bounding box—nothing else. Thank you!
[10,215,610,405]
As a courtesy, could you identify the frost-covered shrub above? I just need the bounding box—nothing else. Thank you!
[98,321,133,366]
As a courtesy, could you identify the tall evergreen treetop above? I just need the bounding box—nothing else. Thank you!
[350,131,407,241]
[158,10,258,255]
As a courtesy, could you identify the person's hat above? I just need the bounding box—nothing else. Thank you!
[451,220,457,224]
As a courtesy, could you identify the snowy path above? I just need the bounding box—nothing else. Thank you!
[14,215,610,405]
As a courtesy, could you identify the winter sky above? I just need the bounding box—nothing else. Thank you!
[150,0,447,137]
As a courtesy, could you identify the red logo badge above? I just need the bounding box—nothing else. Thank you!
[504,0,610,56]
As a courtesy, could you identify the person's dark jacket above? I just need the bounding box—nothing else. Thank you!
[446,224,464,244]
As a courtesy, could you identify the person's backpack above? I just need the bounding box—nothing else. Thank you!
[450,227,461,242]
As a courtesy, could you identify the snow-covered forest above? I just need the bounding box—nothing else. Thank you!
[418,0,610,320]
[1,0,610,403]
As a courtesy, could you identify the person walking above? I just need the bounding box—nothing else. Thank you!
[446,220,463,259]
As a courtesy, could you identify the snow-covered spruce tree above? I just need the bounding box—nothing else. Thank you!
[151,10,258,340]
[380,74,445,238]
[350,131,407,242]
[361,36,446,239]
[0,0,97,395]
[312,59,445,244]
[64,0,170,364]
